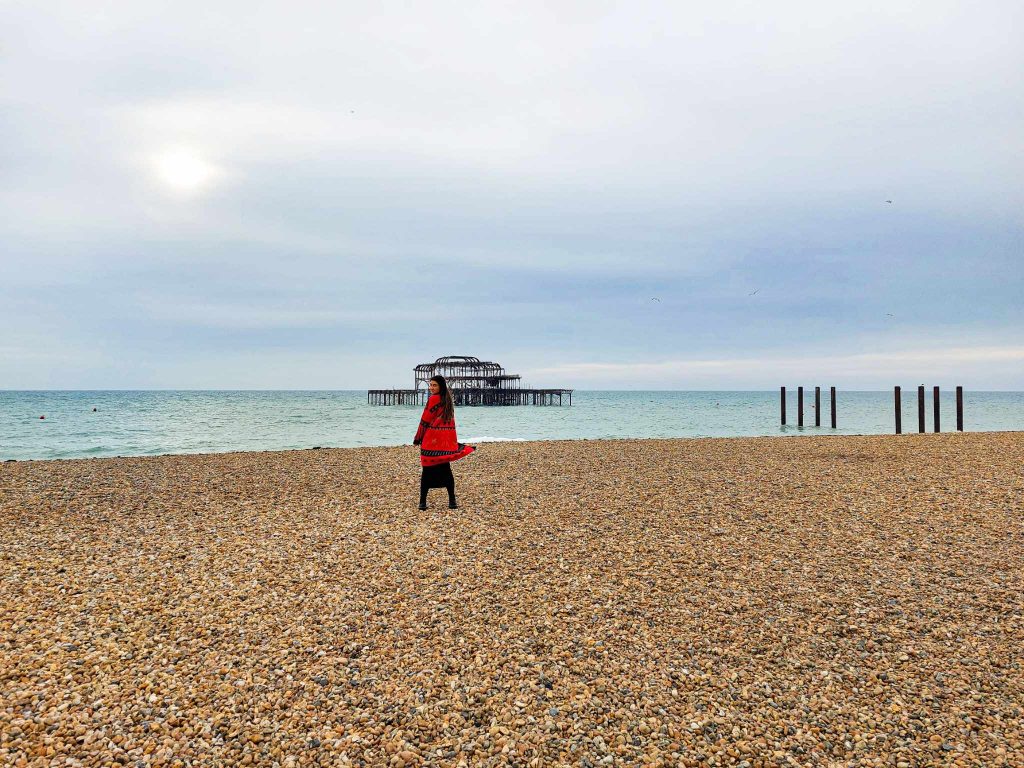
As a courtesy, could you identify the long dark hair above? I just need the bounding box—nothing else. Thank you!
[430,375,455,423]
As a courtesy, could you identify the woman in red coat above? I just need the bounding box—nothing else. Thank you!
[413,375,476,510]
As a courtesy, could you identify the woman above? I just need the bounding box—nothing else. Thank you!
[413,375,476,510]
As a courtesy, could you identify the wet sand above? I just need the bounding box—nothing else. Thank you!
[1,433,1022,767]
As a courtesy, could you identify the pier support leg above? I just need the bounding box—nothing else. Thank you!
[815,386,821,427]
[956,386,963,431]
[895,386,902,434]
[918,386,925,433]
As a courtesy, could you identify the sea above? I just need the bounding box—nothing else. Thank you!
[1,390,1022,462]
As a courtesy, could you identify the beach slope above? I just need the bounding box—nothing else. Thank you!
[1,433,1022,766]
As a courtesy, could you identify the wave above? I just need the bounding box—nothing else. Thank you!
[463,436,527,443]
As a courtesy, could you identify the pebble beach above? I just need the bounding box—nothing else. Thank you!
[1,433,1022,768]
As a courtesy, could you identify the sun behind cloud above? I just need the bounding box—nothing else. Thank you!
[151,146,221,195]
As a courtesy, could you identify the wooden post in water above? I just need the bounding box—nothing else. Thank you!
[798,386,804,427]
[780,387,786,425]
[933,386,941,433]
[814,386,821,427]
[956,386,963,431]
[917,386,926,433]
[894,386,902,434]
[830,386,837,428]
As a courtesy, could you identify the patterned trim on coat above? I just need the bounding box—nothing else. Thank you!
[420,446,464,456]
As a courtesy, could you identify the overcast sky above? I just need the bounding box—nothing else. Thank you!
[2,1,1021,389]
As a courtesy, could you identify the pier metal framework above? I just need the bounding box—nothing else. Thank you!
[368,355,572,406]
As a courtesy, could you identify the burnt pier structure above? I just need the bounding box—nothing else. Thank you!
[368,355,572,406]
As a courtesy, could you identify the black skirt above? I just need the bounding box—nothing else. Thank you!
[421,461,454,488]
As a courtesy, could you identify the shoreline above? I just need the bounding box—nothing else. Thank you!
[3,428,1024,465]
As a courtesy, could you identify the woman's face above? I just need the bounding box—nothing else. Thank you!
[429,380,440,395]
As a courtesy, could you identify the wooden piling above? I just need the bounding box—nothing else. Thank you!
[780,387,786,425]
[917,386,925,433]
[814,386,821,427]
[894,386,902,434]
[798,386,804,427]
[933,386,940,433]
[956,386,963,431]
[830,386,837,429]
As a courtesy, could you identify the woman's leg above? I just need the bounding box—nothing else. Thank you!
[445,473,457,508]
[419,472,429,508]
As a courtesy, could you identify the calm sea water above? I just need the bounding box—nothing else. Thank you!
[1,390,1021,461]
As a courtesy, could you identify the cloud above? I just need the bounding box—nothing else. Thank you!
[524,345,1024,389]
[138,302,426,330]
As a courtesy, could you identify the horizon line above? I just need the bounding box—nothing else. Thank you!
[3,388,1023,393]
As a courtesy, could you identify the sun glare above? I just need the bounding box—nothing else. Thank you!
[152,147,218,194]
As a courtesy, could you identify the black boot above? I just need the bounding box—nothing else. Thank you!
[419,477,428,510]
[446,479,458,509]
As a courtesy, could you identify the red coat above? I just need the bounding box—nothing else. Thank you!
[413,394,477,467]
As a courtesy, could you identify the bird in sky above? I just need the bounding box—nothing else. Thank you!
[749,289,759,296]
[885,200,893,204]
[886,313,895,317]
[651,297,661,302]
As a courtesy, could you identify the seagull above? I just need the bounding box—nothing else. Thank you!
[651,297,661,302]
[749,289,759,296]
[885,200,893,204]
[886,313,895,317]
